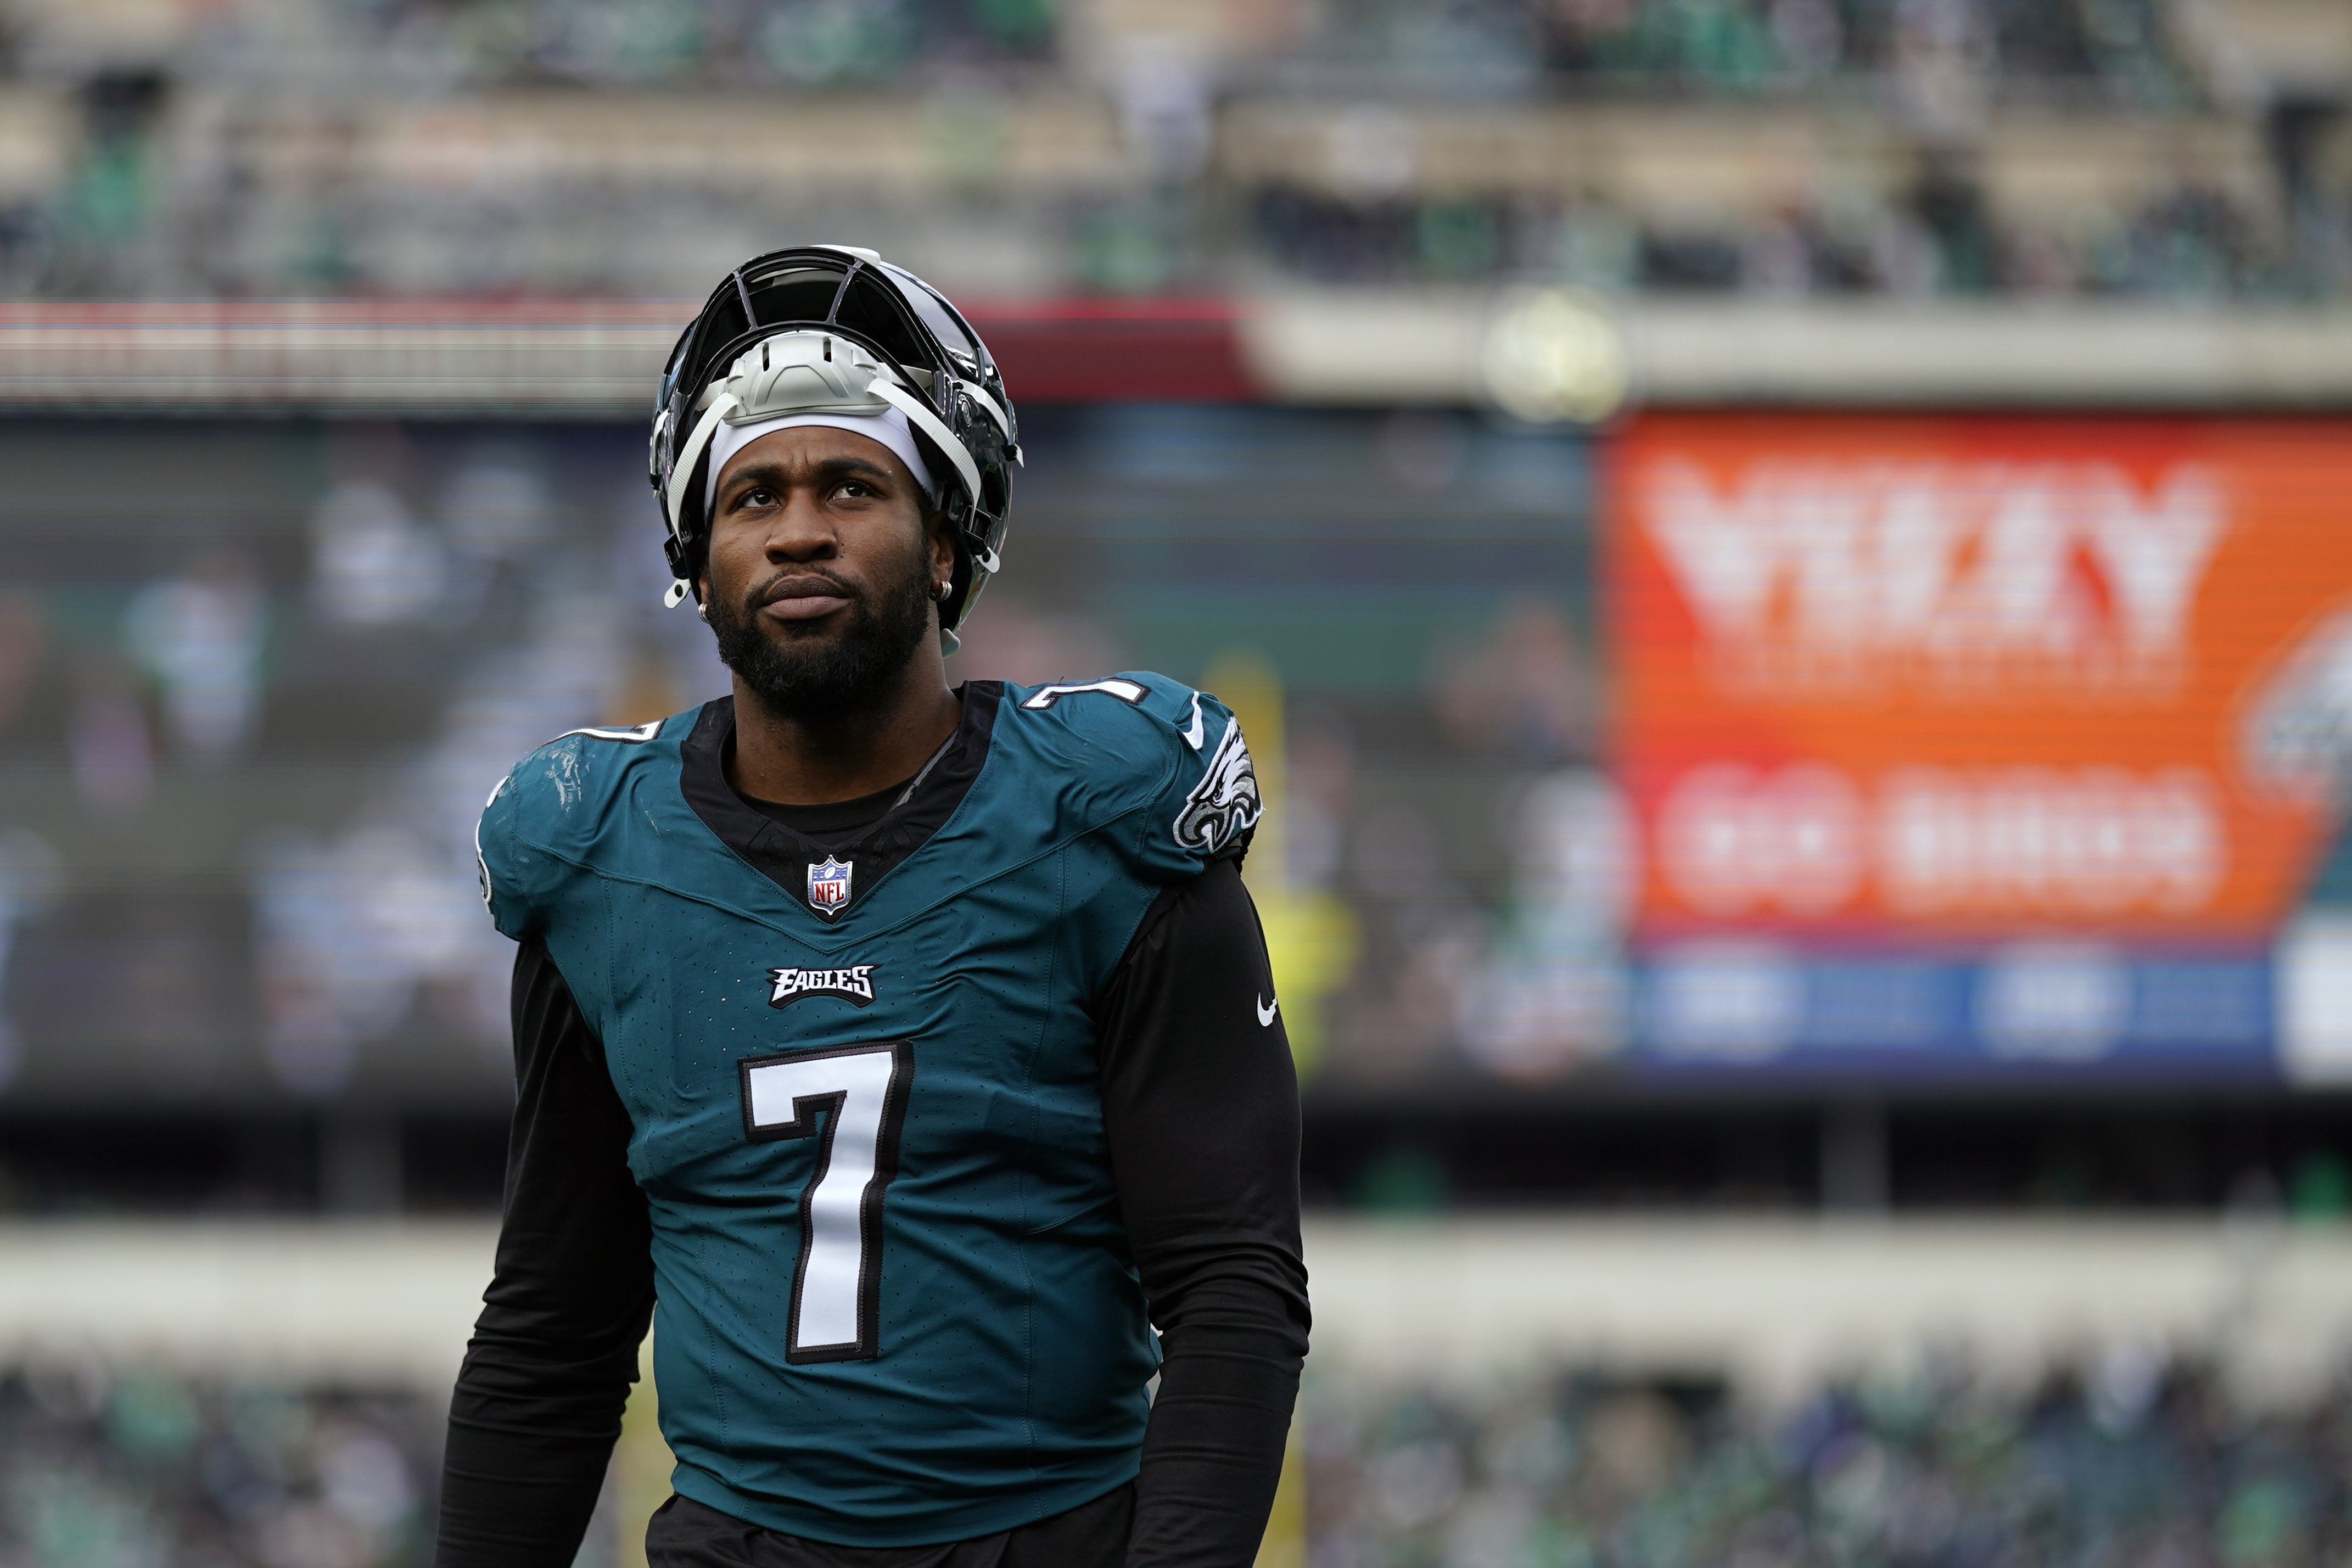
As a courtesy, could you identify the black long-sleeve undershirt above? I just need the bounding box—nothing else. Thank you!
[438,941,657,1563]
[435,858,1309,1568]
[1093,864,1312,1567]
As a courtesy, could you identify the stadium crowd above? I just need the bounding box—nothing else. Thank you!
[0,0,2332,300]
[8,1349,2352,1567]
[0,1364,432,1568]
[1307,1354,2352,1568]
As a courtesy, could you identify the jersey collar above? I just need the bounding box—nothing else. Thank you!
[678,682,1003,922]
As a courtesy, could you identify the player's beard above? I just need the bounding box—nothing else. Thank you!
[707,548,936,721]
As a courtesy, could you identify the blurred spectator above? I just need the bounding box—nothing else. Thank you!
[68,655,153,816]
[251,826,486,1096]
[1433,597,1598,764]
[438,449,554,565]
[0,595,50,738]
[47,72,168,298]
[1890,0,1995,138]
[1327,803,1483,1080]
[1307,1352,2352,1568]
[310,483,446,632]
[1286,713,1356,896]
[1908,151,1996,292]
[1547,0,1783,89]
[124,556,267,765]
[1457,771,1632,1076]
[0,1363,432,1568]
[0,828,62,1091]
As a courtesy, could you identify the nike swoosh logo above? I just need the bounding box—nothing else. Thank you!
[1183,692,1206,750]
[1257,994,1278,1027]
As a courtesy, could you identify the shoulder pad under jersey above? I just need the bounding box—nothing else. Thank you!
[1002,672,1263,878]
[475,716,673,939]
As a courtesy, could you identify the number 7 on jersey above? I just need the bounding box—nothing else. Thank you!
[739,1041,912,1364]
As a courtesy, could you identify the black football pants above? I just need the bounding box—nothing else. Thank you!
[645,1484,1134,1568]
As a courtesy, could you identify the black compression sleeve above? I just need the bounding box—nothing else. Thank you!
[435,937,656,1568]
[1095,860,1312,1568]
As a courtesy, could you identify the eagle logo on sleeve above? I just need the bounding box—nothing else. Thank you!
[1173,718,1263,855]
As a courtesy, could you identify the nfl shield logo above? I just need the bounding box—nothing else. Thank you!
[806,856,854,916]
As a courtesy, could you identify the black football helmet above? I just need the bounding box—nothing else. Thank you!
[648,245,1018,642]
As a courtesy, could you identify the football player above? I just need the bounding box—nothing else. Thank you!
[436,247,1308,1568]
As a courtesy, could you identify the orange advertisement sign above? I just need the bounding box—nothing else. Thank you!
[1610,412,2352,943]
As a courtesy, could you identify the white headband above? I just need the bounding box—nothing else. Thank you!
[704,408,939,513]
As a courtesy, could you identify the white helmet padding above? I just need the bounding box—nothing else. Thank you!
[667,332,979,542]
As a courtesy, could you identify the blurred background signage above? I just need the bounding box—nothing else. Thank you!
[1612,415,2352,1077]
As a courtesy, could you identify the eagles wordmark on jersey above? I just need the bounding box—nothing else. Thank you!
[768,965,877,1007]
[474,671,1262,1544]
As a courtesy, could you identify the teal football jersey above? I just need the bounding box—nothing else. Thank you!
[473,674,1263,1545]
